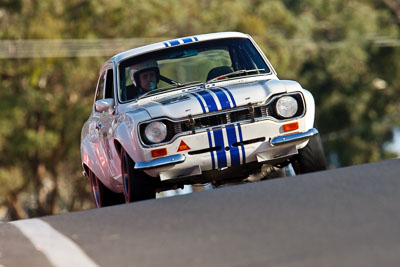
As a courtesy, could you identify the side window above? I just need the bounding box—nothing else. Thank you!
[104,69,114,99]
[94,73,106,112]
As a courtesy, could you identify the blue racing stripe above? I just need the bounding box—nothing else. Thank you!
[207,131,216,170]
[190,93,206,113]
[210,88,231,110]
[192,93,215,168]
[213,129,227,168]
[163,42,169,47]
[169,40,180,46]
[220,87,237,107]
[237,124,245,164]
[182,37,193,43]
[193,36,199,41]
[197,90,218,112]
[226,125,240,166]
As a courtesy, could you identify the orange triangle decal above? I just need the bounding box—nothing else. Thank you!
[177,140,190,152]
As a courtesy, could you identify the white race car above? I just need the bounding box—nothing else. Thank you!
[81,32,327,207]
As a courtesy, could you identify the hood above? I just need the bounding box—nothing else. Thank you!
[132,79,303,119]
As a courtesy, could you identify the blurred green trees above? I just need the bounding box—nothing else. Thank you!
[0,0,399,220]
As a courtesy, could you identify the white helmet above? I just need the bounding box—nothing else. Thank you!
[130,59,160,88]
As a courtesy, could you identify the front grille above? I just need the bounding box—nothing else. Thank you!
[139,92,305,146]
[174,105,273,133]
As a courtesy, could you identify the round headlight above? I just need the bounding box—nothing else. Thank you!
[276,96,298,118]
[144,121,167,144]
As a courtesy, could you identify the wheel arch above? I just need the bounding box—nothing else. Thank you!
[301,89,316,130]
[113,120,146,164]
[114,139,123,159]
[81,138,120,192]
[81,138,104,183]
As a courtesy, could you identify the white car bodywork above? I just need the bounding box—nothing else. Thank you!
[81,32,317,195]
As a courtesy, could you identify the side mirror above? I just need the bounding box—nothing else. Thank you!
[95,98,115,114]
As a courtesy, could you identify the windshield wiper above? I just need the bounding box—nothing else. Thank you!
[137,88,166,100]
[137,81,202,100]
[206,68,266,84]
[160,80,202,90]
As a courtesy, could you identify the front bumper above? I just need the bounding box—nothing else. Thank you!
[134,128,318,171]
[135,154,186,170]
[270,128,318,146]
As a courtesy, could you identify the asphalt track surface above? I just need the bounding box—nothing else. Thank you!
[1,159,400,267]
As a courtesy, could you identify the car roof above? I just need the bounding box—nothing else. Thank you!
[109,31,250,64]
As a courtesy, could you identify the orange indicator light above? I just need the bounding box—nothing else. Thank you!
[151,148,167,158]
[283,122,299,132]
[177,140,190,152]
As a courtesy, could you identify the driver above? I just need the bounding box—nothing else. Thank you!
[130,60,160,97]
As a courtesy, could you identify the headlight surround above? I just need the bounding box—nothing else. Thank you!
[144,121,167,144]
[276,96,298,118]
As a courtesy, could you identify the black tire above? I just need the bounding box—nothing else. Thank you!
[120,149,156,203]
[294,133,327,174]
[88,169,125,208]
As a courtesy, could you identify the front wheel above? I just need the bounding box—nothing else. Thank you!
[88,169,124,208]
[120,149,156,203]
[292,133,327,174]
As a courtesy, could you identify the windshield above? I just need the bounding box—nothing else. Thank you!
[118,38,270,102]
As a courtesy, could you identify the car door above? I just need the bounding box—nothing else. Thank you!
[88,70,113,185]
[87,71,110,181]
[99,68,120,180]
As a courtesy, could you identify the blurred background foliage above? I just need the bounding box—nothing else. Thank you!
[0,0,399,220]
